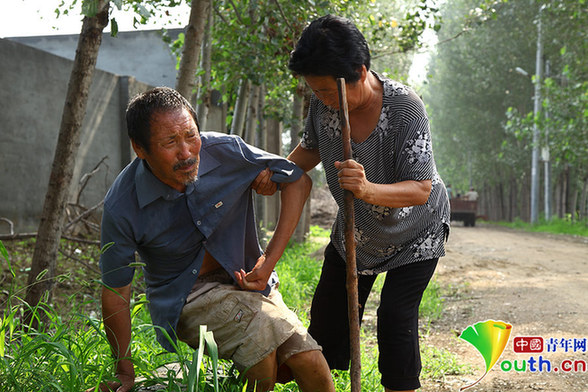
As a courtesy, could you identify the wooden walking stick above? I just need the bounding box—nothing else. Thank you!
[336,77,361,391]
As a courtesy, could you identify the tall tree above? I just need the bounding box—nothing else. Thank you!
[24,0,111,317]
[176,0,212,101]
[196,4,214,130]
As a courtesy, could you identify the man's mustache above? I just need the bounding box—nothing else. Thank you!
[173,158,198,171]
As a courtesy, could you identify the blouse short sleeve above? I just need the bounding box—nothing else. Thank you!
[300,96,320,150]
[395,114,435,182]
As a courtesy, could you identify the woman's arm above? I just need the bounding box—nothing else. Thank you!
[335,159,432,207]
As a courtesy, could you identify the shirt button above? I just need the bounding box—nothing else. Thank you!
[192,269,198,275]
[196,220,201,225]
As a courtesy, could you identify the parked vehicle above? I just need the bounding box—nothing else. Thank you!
[450,198,478,227]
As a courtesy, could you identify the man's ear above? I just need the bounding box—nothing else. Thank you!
[131,139,147,160]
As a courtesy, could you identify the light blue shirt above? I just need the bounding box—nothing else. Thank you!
[100,132,303,351]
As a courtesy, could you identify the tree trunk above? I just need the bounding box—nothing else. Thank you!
[290,79,305,152]
[522,175,530,222]
[555,172,562,219]
[562,166,569,218]
[257,85,266,148]
[509,176,516,221]
[244,84,261,145]
[292,80,310,242]
[256,85,267,229]
[196,4,213,131]
[264,117,282,231]
[570,188,579,222]
[230,79,251,137]
[176,0,211,102]
[499,181,506,221]
[579,176,588,221]
[568,167,578,222]
[24,0,111,318]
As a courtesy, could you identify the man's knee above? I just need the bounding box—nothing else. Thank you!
[242,350,278,391]
[286,349,330,374]
[285,350,335,392]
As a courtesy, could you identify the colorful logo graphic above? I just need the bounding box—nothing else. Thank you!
[459,320,513,391]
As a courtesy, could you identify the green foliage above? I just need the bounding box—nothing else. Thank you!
[420,342,473,380]
[274,226,330,323]
[494,217,588,237]
[419,278,444,324]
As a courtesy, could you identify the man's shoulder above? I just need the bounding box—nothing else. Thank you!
[201,131,243,148]
[104,159,140,210]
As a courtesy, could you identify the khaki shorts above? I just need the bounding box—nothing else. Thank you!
[176,272,321,370]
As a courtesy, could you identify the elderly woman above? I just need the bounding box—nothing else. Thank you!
[253,15,450,392]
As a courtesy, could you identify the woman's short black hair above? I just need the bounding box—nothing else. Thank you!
[126,87,199,153]
[288,15,371,83]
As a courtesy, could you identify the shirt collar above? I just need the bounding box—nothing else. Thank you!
[135,146,221,208]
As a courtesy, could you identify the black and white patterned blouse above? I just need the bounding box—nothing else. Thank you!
[301,72,450,274]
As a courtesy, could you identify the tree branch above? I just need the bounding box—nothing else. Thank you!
[76,156,108,204]
[271,0,294,33]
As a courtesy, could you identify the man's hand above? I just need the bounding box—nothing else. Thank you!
[234,254,273,292]
[334,159,374,200]
[252,168,278,195]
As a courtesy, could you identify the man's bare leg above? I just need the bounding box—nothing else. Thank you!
[284,350,335,392]
[242,350,278,392]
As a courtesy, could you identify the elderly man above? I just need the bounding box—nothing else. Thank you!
[93,87,334,392]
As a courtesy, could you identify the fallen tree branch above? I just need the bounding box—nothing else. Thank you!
[64,200,104,231]
[0,232,99,245]
[0,217,14,236]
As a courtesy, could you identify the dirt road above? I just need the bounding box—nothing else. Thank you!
[421,224,588,392]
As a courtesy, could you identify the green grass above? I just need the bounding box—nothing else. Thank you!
[0,227,468,391]
[494,216,588,237]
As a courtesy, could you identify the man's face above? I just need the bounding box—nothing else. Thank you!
[132,108,201,192]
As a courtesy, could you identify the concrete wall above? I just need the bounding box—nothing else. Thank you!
[10,29,183,88]
[8,29,226,133]
[1,30,228,234]
[0,38,150,233]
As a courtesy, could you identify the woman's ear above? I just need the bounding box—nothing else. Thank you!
[359,65,368,83]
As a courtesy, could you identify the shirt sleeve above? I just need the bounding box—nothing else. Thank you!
[99,206,137,288]
[235,136,304,183]
[394,89,435,183]
[300,96,319,150]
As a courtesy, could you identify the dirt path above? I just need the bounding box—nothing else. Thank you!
[420,224,588,392]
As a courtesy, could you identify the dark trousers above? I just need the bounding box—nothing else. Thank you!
[308,242,438,390]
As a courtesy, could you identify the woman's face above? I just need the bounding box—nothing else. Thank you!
[303,67,367,111]
[304,74,342,109]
